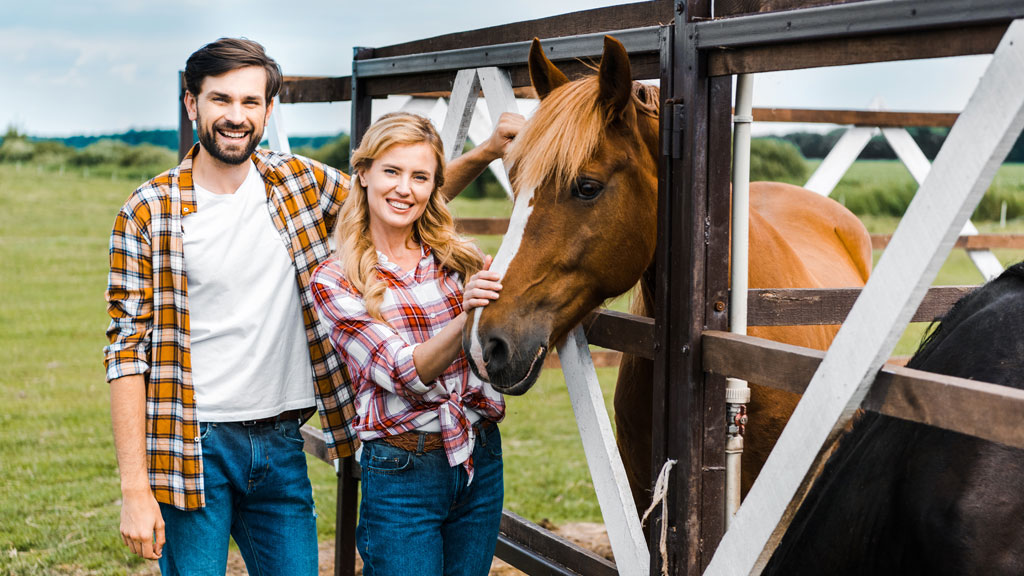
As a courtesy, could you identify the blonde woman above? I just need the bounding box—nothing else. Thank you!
[311,112,506,576]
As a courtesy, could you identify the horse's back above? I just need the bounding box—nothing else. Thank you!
[750,181,872,290]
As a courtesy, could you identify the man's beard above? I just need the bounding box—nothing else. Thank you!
[196,113,262,165]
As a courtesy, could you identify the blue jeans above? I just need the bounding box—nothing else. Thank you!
[158,418,317,576]
[357,423,504,576]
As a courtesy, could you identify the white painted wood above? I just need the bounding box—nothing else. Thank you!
[477,67,521,189]
[399,95,441,118]
[266,95,291,154]
[559,326,649,576]
[883,127,1004,281]
[705,20,1024,575]
[803,126,873,196]
[440,69,481,162]
[467,102,514,199]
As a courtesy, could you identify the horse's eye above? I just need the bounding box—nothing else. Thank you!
[571,178,604,200]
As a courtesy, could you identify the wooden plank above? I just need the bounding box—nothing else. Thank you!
[360,55,663,96]
[583,310,656,359]
[753,107,959,127]
[559,327,649,575]
[497,511,617,576]
[747,285,974,326]
[278,75,351,103]
[701,331,1024,451]
[440,69,480,162]
[705,21,1024,574]
[700,73,735,569]
[300,424,330,463]
[707,23,1007,76]
[882,126,1005,281]
[655,2,715,572]
[871,234,1024,250]
[177,71,193,161]
[803,126,871,196]
[372,0,673,58]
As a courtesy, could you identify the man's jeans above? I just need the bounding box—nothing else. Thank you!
[357,423,504,576]
[158,418,317,576]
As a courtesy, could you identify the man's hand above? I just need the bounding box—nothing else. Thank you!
[479,112,526,162]
[120,488,165,559]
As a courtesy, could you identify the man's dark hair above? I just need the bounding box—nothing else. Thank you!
[183,38,283,102]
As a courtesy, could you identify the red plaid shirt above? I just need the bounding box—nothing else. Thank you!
[311,246,504,481]
[104,145,357,510]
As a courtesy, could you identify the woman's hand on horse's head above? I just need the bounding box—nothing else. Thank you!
[481,113,526,161]
[464,257,502,311]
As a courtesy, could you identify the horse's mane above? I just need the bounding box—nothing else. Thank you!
[507,76,660,196]
[907,261,1024,370]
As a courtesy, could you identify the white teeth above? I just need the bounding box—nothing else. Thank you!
[387,200,412,209]
[220,131,245,139]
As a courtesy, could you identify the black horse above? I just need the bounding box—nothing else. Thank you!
[765,262,1024,575]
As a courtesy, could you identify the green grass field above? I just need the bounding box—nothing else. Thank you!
[2,160,1023,574]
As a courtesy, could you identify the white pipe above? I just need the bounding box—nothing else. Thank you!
[726,73,754,526]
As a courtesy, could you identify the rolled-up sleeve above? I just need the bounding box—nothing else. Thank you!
[312,267,433,398]
[104,205,153,382]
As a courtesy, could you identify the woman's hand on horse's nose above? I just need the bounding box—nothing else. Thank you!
[464,270,502,311]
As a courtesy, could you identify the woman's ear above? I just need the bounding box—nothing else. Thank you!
[357,169,367,188]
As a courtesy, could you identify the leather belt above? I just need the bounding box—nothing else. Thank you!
[380,419,495,453]
[239,408,313,427]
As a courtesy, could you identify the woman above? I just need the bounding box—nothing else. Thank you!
[311,112,505,576]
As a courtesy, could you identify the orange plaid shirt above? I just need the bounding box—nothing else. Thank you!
[104,145,356,510]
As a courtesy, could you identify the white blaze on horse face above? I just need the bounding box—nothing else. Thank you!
[469,186,536,380]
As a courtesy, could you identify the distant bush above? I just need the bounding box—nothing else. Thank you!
[749,138,808,184]
[295,133,350,170]
[0,138,35,162]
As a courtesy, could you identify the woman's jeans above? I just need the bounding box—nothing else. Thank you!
[158,418,318,576]
[357,423,504,576]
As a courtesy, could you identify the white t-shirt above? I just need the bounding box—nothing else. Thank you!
[183,161,315,421]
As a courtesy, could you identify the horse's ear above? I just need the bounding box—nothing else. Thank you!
[529,38,569,100]
[598,36,633,118]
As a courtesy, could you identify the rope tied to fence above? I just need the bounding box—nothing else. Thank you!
[641,458,677,576]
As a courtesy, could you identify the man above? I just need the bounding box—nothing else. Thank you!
[104,37,522,575]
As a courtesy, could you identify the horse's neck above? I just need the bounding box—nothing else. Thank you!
[631,264,656,318]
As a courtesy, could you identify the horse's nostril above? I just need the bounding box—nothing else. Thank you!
[483,336,510,374]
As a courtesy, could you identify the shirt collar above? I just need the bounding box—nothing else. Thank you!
[178,144,272,217]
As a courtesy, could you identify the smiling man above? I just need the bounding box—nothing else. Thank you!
[103,38,522,575]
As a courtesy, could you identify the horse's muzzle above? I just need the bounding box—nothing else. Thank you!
[464,321,548,395]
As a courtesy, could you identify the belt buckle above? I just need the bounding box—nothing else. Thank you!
[240,419,259,427]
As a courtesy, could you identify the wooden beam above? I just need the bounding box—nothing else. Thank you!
[359,55,662,97]
[371,0,674,58]
[278,75,351,103]
[872,233,1024,250]
[707,23,1006,76]
[583,310,657,359]
[497,511,617,576]
[747,285,973,326]
[701,331,1024,451]
[752,107,959,127]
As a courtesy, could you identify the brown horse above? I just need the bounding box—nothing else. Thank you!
[463,36,873,513]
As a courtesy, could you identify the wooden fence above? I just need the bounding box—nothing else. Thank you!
[175,1,1024,573]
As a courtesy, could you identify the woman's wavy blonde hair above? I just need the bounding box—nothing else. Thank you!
[332,112,483,322]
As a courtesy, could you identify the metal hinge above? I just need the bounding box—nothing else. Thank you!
[662,100,686,159]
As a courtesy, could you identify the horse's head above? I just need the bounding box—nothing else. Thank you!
[463,36,660,395]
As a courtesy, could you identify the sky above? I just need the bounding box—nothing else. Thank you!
[1,0,994,139]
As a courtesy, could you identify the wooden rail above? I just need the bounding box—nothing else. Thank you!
[702,331,1024,451]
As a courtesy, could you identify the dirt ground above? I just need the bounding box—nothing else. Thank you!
[217,521,611,575]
